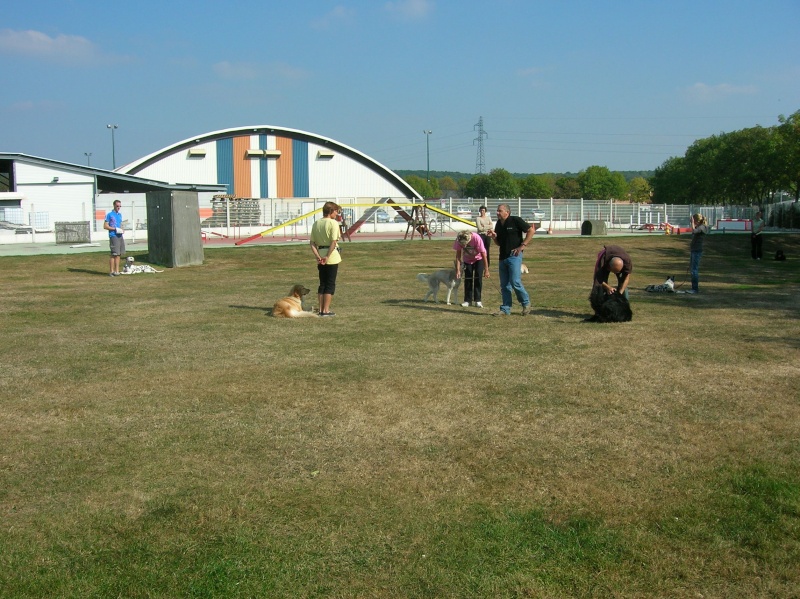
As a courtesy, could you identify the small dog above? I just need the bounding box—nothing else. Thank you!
[120,256,164,274]
[520,263,529,274]
[272,284,318,318]
[775,249,786,261]
[587,286,633,323]
[417,269,461,305]
[645,276,675,293]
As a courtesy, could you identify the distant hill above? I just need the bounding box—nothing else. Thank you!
[394,169,653,182]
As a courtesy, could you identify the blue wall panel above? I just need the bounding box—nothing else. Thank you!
[258,134,269,198]
[292,139,309,198]
[216,138,234,195]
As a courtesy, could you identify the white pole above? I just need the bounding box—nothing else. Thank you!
[131,200,136,244]
[31,203,36,243]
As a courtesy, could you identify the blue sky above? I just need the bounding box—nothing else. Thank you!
[3,0,799,175]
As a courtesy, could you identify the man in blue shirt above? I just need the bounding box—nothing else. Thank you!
[103,200,125,276]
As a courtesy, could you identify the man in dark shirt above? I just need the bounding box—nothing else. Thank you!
[593,245,632,298]
[486,203,534,316]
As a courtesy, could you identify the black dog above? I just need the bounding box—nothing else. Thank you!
[775,249,786,261]
[586,286,633,323]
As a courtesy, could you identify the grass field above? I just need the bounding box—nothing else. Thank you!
[1,232,799,598]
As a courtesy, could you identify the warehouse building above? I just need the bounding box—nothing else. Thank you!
[1,126,422,244]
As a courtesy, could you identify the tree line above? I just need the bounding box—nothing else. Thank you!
[399,168,654,203]
[651,110,799,205]
[399,110,799,206]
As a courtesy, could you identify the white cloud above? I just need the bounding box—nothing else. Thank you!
[213,61,261,81]
[4,99,63,113]
[311,5,357,30]
[385,0,433,20]
[212,61,310,83]
[684,82,758,103]
[0,28,122,66]
[517,66,551,89]
[518,67,545,77]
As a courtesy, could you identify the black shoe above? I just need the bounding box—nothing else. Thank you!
[320,312,336,317]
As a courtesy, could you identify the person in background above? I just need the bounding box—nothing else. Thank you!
[103,200,125,277]
[454,230,489,308]
[486,203,534,316]
[751,209,765,260]
[688,213,709,294]
[474,206,493,266]
[310,201,343,316]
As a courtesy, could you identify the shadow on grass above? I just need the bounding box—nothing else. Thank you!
[229,304,272,316]
[67,267,112,276]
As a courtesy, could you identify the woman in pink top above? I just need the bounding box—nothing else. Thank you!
[454,230,490,308]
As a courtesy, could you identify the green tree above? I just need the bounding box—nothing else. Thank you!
[464,169,520,199]
[777,110,800,201]
[463,173,489,198]
[718,127,779,204]
[627,177,652,203]
[485,168,520,198]
[554,176,581,199]
[404,175,440,199]
[438,176,460,198]
[577,166,627,201]
[519,174,553,198]
[651,156,688,204]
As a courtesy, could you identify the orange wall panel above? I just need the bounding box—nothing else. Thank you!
[275,137,293,197]
[233,136,252,198]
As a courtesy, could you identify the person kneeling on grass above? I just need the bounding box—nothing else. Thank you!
[587,245,632,321]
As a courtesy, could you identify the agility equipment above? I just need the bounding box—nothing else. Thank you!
[234,202,477,246]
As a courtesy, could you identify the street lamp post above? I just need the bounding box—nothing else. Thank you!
[423,130,432,183]
[107,124,118,169]
[84,152,92,166]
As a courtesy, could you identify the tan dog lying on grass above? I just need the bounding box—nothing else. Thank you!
[272,284,318,318]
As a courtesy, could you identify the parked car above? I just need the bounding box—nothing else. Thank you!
[375,209,392,223]
[531,208,546,221]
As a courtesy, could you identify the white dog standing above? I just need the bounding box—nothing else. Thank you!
[417,268,461,305]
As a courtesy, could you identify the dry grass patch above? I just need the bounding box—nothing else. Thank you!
[1,233,799,597]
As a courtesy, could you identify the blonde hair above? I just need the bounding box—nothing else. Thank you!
[693,213,706,226]
[457,230,472,246]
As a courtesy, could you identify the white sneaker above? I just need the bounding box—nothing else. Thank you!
[461,302,469,307]
[475,302,483,308]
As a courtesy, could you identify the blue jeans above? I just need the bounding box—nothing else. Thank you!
[690,250,702,291]
[498,253,530,314]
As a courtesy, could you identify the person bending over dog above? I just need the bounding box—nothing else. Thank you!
[486,203,534,316]
[310,201,343,316]
[586,245,633,322]
[588,245,632,319]
[454,230,489,308]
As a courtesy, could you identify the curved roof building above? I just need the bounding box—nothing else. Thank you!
[119,126,421,201]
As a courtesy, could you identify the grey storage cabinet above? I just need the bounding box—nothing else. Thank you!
[146,191,204,267]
